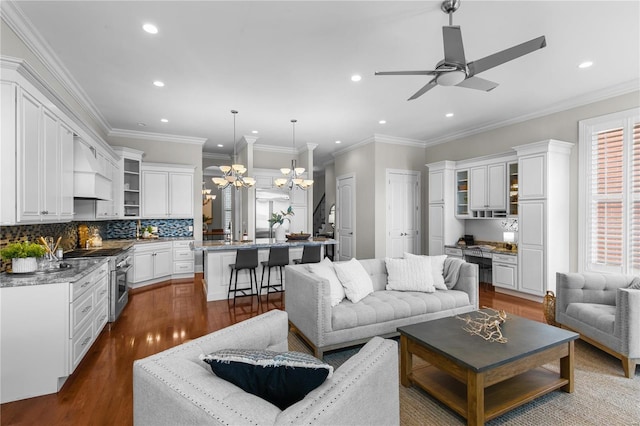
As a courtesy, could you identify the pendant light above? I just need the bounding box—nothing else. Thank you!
[212,110,256,190]
[274,119,313,190]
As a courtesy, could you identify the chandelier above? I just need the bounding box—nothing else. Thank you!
[275,119,313,190]
[212,110,256,190]
[202,182,216,205]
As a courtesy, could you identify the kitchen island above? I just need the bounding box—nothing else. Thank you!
[192,238,337,301]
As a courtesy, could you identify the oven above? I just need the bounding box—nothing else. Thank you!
[110,249,132,322]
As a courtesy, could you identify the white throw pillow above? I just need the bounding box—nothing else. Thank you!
[307,258,345,306]
[333,258,374,303]
[405,253,447,290]
[385,257,435,292]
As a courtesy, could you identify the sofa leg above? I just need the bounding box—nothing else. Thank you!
[622,357,636,378]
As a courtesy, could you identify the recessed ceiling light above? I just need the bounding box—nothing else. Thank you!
[445,113,454,118]
[142,23,158,34]
[335,140,342,144]
[153,80,165,87]
[379,120,386,124]
[160,118,168,123]
[251,130,259,134]
[217,144,224,148]
[137,122,146,127]
[351,75,362,82]
[578,61,593,69]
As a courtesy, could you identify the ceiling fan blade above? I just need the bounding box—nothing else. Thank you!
[408,79,438,100]
[456,76,499,91]
[442,26,466,66]
[467,35,547,76]
[375,70,437,76]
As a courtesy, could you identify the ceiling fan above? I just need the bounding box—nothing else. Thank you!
[375,0,546,100]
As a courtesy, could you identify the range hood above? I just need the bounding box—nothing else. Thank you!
[74,139,111,200]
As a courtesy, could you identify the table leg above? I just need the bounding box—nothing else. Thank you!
[400,335,413,387]
[467,370,485,426]
[560,340,575,393]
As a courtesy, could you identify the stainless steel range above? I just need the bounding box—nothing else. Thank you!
[63,247,133,322]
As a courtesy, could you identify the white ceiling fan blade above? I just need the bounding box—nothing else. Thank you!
[375,70,437,76]
[442,26,466,66]
[408,78,438,100]
[456,76,499,91]
[467,36,547,76]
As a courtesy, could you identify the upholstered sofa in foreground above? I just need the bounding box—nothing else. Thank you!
[133,309,399,425]
[286,257,478,358]
[556,272,639,378]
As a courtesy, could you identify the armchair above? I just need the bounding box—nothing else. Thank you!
[555,272,639,378]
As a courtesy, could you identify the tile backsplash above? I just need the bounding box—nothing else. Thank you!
[1,219,193,272]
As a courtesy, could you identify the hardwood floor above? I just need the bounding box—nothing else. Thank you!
[0,277,543,425]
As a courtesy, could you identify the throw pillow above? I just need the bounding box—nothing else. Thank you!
[628,276,640,289]
[307,258,345,306]
[405,253,448,290]
[333,258,374,303]
[200,349,333,410]
[385,257,435,292]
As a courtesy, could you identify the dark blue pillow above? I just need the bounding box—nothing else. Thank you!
[200,349,333,410]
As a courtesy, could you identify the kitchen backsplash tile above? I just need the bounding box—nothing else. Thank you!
[1,219,193,272]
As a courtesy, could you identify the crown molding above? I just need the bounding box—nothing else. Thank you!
[423,79,640,148]
[1,1,112,134]
[332,133,426,157]
[254,144,294,154]
[108,128,207,145]
[203,152,232,160]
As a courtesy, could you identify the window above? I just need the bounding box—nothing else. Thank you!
[223,186,232,231]
[579,108,640,275]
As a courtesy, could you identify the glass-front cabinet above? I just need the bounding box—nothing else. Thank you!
[113,146,144,218]
[508,161,518,216]
[455,169,469,217]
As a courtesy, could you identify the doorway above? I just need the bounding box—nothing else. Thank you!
[386,169,421,258]
[336,173,355,261]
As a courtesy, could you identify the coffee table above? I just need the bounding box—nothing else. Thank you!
[398,310,579,425]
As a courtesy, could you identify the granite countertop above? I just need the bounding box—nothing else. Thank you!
[70,237,194,252]
[0,258,108,288]
[445,244,518,255]
[192,237,337,252]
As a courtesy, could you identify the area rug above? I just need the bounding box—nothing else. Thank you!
[288,333,640,425]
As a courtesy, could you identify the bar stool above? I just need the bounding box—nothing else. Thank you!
[228,248,259,303]
[260,246,289,300]
[293,244,322,264]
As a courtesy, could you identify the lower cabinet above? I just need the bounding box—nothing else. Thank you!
[492,254,518,290]
[0,261,109,403]
[132,240,195,288]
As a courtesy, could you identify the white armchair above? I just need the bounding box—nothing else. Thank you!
[555,272,639,378]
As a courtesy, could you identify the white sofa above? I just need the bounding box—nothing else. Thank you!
[133,309,400,425]
[285,257,479,358]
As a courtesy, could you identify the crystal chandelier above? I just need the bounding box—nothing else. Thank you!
[212,110,256,190]
[275,119,313,190]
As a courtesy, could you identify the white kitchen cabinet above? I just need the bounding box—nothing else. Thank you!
[455,169,469,217]
[513,140,573,298]
[1,82,76,224]
[96,157,120,219]
[426,161,463,256]
[172,239,195,277]
[469,162,506,212]
[0,261,109,403]
[492,253,518,290]
[132,242,173,285]
[112,146,144,218]
[141,163,195,219]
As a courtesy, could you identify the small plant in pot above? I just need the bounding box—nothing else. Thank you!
[268,206,294,242]
[1,241,47,273]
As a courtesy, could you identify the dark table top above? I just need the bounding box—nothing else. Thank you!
[398,309,578,373]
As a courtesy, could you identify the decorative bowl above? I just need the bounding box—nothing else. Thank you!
[286,233,310,241]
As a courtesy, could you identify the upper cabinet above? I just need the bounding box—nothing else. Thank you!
[469,162,506,214]
[0,82,76,225]
[112,146,143,218]
[141,163,195,219]
[455,169,469,217]
[507,161,519,216]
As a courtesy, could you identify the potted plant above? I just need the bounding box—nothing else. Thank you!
[268,206,294,242]
[1,241,46,273]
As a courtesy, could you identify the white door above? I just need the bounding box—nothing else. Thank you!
[336,174,355,261]
[169,172,193,218]
[387,170,420,258]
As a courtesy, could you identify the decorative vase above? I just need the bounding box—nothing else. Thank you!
[11,257,37,273]
[543,290,557,326]
[274,225,286,242]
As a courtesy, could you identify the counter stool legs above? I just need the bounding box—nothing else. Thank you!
[228,248,259,305]
[259,246,289,303]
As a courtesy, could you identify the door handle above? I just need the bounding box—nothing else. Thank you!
[349,232,353,235]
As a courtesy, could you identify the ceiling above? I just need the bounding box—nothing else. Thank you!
[7,1,640,166]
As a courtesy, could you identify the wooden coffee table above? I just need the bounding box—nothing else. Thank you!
[398,310,579,425]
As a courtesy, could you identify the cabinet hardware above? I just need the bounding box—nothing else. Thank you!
[81,336,91,347]
[81,281,90,288]
[81,306,91,314]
